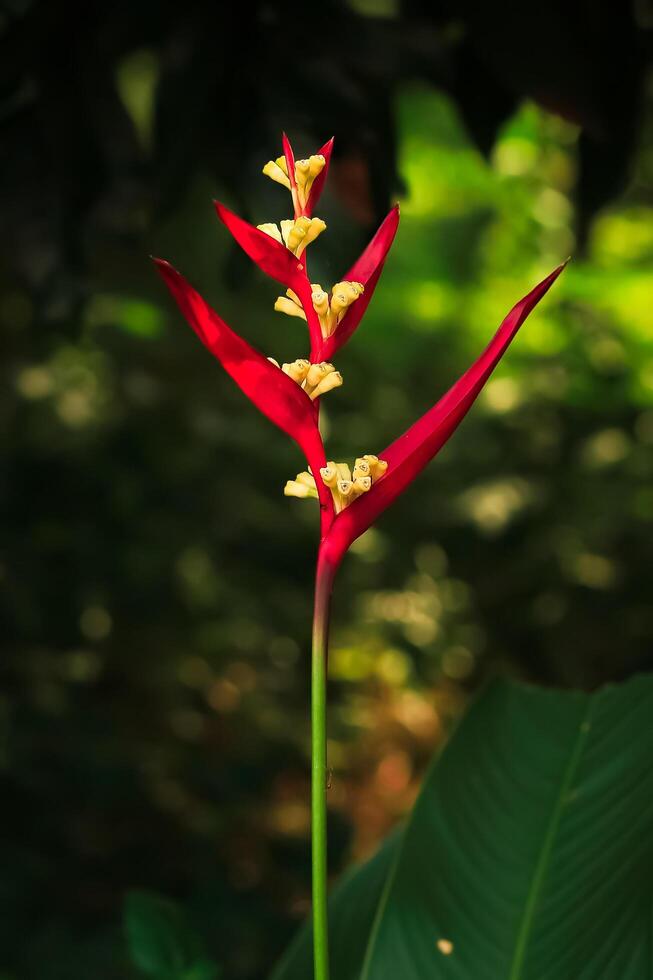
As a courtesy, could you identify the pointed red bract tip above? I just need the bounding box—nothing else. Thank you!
[153,258,333,526]
[214,201,297,283]
[282,132,297,202]
[213,202,324,353]
[317,204,400,361]
[322,262,567,565]
[304,136,334,217]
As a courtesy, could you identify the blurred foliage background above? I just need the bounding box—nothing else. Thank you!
[2,0,653,977]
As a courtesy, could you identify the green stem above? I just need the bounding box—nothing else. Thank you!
[311,551,335,980]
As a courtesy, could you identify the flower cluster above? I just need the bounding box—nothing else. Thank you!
[267,358,343,401]
[285,455,388,512]
[254,143,386,509]
[154,132,565,572]
[258,217,326,257]
[262,152,324,212]
[273,281,364,339]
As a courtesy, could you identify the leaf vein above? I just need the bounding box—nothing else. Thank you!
[507,698,595,980]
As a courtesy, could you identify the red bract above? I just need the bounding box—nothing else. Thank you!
[214,202,303,286]
[214,202,325,354]
[316,205,400,361]
[320,262,568,568]
[153,259,333,528]
[304,137,334,216]
[282,131,297,203]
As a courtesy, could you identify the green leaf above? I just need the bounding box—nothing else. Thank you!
[181,959,220,980]
[124,890,219,980]
[271,835,399,980]
[272,674,653,979]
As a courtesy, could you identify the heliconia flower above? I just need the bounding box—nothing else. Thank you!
[155,150,566,978]
[155,135,566,573]
[318,261,568,570]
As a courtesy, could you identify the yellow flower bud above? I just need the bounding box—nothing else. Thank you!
[257,222,282,243]
[275,155,288,175]
[278,217,307,251]
[308,154,325,178]
[286,225,306,253]
[319,463,338,487]
[278,217,325,256]
[295,471,317,490]
[305,361,332,388]
[362,455,388,479]
[274,296,307,320]
[330,288,351,318]
[262,161,291,189]
[332,281,352,300]
[285,288,302,307]
[311,289,329,318]
[337,479,354,499]
[282,359,311,383]
[297,155,326,206]
[295,160,311,203]
[352,476,372,495]
[284,479,317,499]
[336,462,352,483]
[309,371,343,400]
[352,459,371,479]
[295,218,326,257]
[341,281,364,303]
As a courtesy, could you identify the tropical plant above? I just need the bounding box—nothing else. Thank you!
[153,132,567,980]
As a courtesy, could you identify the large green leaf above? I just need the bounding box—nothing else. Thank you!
[272,674,653,980]
[124,890,220,980]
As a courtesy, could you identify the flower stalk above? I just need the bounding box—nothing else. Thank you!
[311,549,336,980]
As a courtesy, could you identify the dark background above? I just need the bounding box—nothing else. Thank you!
[2,1,653,977]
